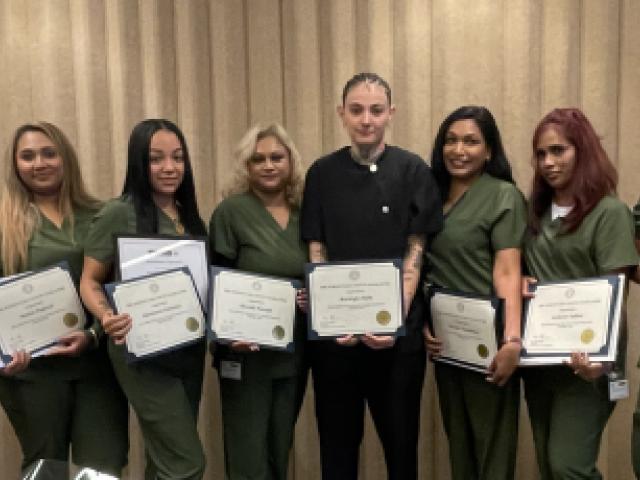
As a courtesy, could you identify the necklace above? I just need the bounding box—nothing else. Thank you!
[173,218,185,235]
[161,208,185,235]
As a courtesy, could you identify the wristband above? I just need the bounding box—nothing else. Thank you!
[504,336,522,346]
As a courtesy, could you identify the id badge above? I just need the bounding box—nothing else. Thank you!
[608,372,629,401]
[220,360,242,380]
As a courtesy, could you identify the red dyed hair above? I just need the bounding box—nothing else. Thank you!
[529,108,617,234]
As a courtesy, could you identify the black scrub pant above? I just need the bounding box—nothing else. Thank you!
[310,342,426,480]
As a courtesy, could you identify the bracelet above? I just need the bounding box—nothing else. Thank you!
[504,336,522,346]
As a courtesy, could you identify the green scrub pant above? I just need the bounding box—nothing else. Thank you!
[434,362,519,480]
[218,363,307,480]
[523,367,613,480]
[0,371,128,475]
[109,342,206,480]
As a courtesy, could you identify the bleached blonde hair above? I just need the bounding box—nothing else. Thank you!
[0,122,100,274]
[224,123,304,207]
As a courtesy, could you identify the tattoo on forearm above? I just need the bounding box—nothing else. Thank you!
[404,234,425,273]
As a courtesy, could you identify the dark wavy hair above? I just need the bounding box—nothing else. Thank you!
[121,119,206,236]
[430,106,513,201]
[529,108,617,234]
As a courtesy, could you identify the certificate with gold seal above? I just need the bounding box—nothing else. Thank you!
[0,263,86,363]
[305,260,404,339]
[520,274,625,366]
[208,267,298,351]
[105,268,205,362]
[428,288,503,373]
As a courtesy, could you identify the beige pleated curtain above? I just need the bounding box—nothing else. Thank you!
[1,1,639,478]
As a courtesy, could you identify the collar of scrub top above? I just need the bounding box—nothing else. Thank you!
[350,144,386,172]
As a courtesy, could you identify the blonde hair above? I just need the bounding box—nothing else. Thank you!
[224,123,304,207]
[0,122,101,274]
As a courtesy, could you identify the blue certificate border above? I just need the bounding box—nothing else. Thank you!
[520,274,623,365]
[207,266,300,353]
[304,258,405,340]
[0,261,84,363]
[426,287,504,373]
[104,266,205,363]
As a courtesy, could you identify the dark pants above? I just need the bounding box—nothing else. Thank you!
[632,387,640,478]
[0,368,128,475]
[523,366,613,480]
[311,342,426,480]
[632,385,640,479]
[109,341,206,480]
[435,362,519,480]
[219,369,307,480]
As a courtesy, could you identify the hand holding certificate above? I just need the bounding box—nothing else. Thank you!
[0,264,86,362]
[520,274,624,366]
[106,268,205,361]
[306,260,404,339]
[209,268,297,351]
[429,289,502,372]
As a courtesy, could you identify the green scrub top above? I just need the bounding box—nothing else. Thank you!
[85,195,205,369]
[0,205,105,380]
[209,192,307,376]
[28,207,96,282]
[0,206,96,282]
[524,196,638,282]
[210,192,306,279]
[427,174,527,295]
[633,200,640,239]
[85,195,180,263]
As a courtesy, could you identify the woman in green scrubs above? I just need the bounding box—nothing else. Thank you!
[0,122,128,474]
[630,199,640,477]
[209,123,307,480]
[523,108,637,480]
[424,106,525,480]
[80,119,208,480]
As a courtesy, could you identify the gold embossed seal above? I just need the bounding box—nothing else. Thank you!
[376,310,391,326]
[63,313,79,328]
[272,325,285,340]
[186,317,199,332]
[477,344,489,359]
[580,328,595,344]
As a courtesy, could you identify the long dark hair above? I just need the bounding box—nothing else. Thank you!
[529,108,617,234]
[431,106,513,201]
[122,119,206,235]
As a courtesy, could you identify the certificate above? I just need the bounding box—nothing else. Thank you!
[305,260,404,339]
[520,274,625,366]
[429,288,503,373]
[209,267,298,351]
[116,235,209,308]
[0,263,86,363]
[105,268,205,361]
